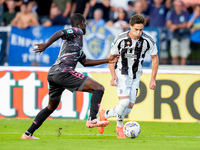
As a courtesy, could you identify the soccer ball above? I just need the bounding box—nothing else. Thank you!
[123,121,141,138]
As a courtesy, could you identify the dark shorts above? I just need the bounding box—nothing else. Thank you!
[47,70,89,100]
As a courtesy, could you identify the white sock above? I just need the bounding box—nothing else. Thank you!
[104,108,116,119]
[105,106,132,119]
[115,99,129,127]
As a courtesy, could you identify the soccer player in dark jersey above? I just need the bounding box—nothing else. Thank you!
[21,13,119,139]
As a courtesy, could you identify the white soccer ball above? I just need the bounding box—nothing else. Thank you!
[123,121,141,138]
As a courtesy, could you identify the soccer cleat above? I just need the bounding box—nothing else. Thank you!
[116,126,126,139]
[86,119,109,128]
[21,133,39,139]
[98,109,107,134]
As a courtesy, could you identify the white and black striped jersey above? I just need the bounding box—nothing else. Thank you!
[110,30,158,79]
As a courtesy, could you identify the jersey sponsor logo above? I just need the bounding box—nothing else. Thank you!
[125,53,137,59]
[67,29,73,34]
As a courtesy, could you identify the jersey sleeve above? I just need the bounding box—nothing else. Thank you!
[144,31,158,56]
[110,35,121,55]
[60,28,83,40]
[149,42,158,55]
[110,42,119,55]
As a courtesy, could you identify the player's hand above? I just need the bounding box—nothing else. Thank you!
[33,43,48,54]
[108,54,120,63]
[149,80,156,90]
[110,76,118,86]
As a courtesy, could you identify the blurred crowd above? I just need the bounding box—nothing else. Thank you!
[0,0,200,65]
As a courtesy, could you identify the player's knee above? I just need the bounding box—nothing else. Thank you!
[128,102,134,109]
[95,83,105,92]
[47,99,60,111]
[47,105,57,111]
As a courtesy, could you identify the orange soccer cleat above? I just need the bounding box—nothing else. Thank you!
[116,126,126,139]
[98,109,107,134]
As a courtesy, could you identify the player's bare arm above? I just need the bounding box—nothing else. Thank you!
[108,53,118,86]
[33,30,65,54]
[149,54,159,90]
[80,54,120,67]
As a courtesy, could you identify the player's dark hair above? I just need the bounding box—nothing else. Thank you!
[70,13,85,27]
[129,14,146,26]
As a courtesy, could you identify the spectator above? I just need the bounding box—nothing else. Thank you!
[35,0,52,24]
[51,0,71,19]
[43,6,67,27]
[14,0,22,11]
[88,8,105,27]
[88,0,110,21]
[180,0,200,13]
[10,2,39,29]
[2,0,23,13]
[109,0,129,20]
[26,0,37,19]
[1,0,17,26]
[144,0,172,65]
[166,0,190,65]
[70,0,90,18]
[106,8,129,29]
[0,0,6,24]
[145,0,172,27]
[187,5,200,65]
[127,0,146,19]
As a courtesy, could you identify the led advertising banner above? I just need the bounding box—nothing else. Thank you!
[0,67,199,122]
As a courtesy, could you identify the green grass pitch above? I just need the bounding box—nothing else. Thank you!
[0,118,200,150]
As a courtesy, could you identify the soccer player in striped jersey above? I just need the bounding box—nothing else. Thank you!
[98,14,159,138]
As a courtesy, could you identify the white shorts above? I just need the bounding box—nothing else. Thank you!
[115,69,141,103]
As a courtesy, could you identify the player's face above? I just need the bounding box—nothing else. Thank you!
[81,21,87,35]
[130,24,144,40]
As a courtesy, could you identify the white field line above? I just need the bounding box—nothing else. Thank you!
[0,132,200,138]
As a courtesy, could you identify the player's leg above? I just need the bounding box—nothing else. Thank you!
[101,101,133,120]
[122,75,141,117]
[124,71,141,116]
[22,74,64,139]
[81,77,109,128]
[21,99,60,139]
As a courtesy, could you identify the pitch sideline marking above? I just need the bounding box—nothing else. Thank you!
[0,132,200,138]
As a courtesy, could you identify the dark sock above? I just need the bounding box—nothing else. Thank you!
[89,90,104,120]
[25,107,53,136]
